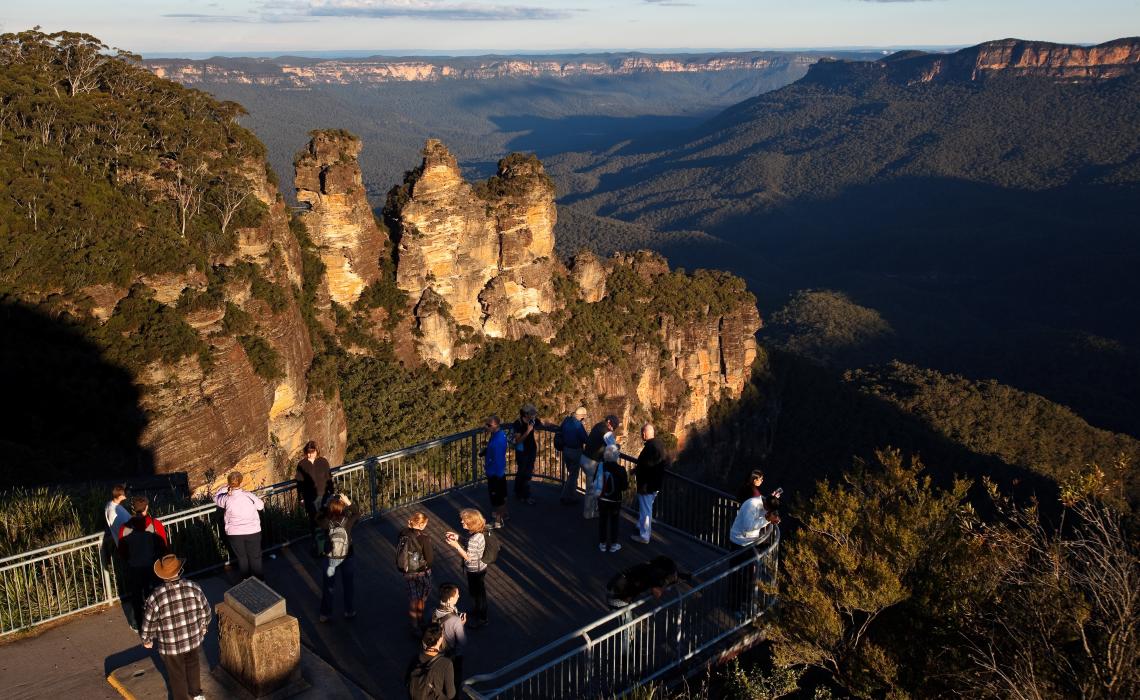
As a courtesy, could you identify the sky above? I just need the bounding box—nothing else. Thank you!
[2,0,1139,56]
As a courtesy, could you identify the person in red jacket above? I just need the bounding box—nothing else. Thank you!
[118,495,169,630]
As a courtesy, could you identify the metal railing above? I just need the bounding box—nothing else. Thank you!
[0,423,779,700]
[0,427,489,635]
[464,525,780,699]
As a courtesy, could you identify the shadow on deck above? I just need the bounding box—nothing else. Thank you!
[261,480,721,699]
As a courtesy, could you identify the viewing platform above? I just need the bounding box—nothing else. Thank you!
[0,428,779,698]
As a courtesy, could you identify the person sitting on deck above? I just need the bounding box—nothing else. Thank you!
[605,555,693,608]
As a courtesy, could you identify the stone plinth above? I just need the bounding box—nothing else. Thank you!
[217,579,301,697]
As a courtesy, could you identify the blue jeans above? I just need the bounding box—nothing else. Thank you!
[637,492,657,540]
[320,553,355,616]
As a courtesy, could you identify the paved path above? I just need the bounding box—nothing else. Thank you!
[0,481,719,699]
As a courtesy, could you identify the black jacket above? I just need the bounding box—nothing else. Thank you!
[634,438,668,494]
[405,651,456,699]
[584,421,609,461]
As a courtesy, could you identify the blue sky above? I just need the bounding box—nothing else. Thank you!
[3,1,1138,55]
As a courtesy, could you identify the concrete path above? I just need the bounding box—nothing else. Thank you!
[0,482,719,699]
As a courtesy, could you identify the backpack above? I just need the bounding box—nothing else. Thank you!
[326,518,350,559]
[396,532,426,573]
[407,654,446,700]
[480,530,501,565]
[553,429,565,451]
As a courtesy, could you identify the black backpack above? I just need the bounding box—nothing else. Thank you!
[396,532,426,574]
[407,654,446,700]
[481,530,501,565]
[553,417,568,451]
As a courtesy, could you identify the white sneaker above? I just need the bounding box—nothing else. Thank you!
[608,543,623,553]
[598,543,607,552]
[630,535,650,544]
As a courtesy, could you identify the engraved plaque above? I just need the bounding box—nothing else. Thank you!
[224,577,286,626]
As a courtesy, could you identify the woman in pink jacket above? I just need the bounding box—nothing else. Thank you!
[215,471,265,579]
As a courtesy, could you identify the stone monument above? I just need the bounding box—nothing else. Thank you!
[216,578,302,697]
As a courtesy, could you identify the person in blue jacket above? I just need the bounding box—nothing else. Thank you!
[482,415,509,528]
[558,407,589,505]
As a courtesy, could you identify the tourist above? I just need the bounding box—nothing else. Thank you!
[728,493,780,614]
[317,493,360,622]
[630,423,668,544]
[444,508,490,628]
[481,415,509,528]
[118,495,170,631]
[104,483,130,543]
[605,555,693,608]
[139,554,211,700]
[734,469,765,504]
[581,414,620,519]
[214,471,265,580]
[397,511,435,636]
[405,623,456,700]
[558,407,589,505]
[596,444,629,553]
[510,403,545,505]
[432,582,468,689]
[296,440,333,530]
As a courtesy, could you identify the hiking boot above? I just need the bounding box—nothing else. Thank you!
[608,543,623,553]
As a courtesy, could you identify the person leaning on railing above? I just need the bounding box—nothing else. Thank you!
[510,403,546,506]
[727,491,781,615]
[214,471,265,581]
[557,406,589,506]
[630,423,668,545]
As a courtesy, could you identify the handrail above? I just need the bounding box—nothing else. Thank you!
[463,525,779,689]
[0,427,483,567]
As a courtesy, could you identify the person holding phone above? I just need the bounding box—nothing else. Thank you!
[511,403,544,505]
[432,582,468,689]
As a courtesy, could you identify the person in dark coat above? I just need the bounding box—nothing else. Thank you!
[581,414,619,519]
[405,623,456,699]
[605,555,692,608]
[630,423,668,544]
[595,444,629,552]
[117,495,169,630]
[558,407,589,505]
[510,403,545,505]
[296,440,333,529]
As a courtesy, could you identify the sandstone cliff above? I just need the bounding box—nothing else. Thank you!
[295,131,389,306]
[389,141,559,364]
[132,161,347,493]
[147,52,817,87]
[805,37,1140,87]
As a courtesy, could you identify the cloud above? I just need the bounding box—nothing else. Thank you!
[263,0,573,21]
[642,0,695,5]
[162,12,315,23]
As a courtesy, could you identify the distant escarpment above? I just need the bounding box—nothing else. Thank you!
[146,52,819,87]
[804,37,1140,88]
[0,30,345,491]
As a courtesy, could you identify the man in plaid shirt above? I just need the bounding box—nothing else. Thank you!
[141,554,212,700]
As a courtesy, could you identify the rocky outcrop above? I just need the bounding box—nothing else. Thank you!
[570,251,607,303]
[295,131,388,306]
[132,160,346,493]
[805,37,1140,88]
[390,141,559,364]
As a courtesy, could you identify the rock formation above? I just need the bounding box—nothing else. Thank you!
[390,141,559,364]
[295,131,388,306]
[805,37,1140,88]
[123,157,345,493]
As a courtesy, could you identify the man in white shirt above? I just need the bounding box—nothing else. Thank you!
[104,484,130,543]
[728,495,780,617]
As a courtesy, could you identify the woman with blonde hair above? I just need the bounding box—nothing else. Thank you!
[214,471,265,579]
[444,508,490,627]
[396,511,434,636]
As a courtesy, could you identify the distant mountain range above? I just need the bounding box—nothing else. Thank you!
[550,37,1140,437]
[145,51,872,86]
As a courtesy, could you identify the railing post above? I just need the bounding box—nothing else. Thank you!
[101,545,114,607]
[367,457,379,517]
[470,432,479,485]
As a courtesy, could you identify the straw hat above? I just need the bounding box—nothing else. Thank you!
[153,554,185,581]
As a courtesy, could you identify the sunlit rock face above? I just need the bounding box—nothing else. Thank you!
[295,131,388,307]
[390,141,559,364]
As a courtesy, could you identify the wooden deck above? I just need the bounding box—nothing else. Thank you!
[263,480,723,698]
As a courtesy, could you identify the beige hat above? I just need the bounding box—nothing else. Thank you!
[153,554,185,581]
[575,406,587,418]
